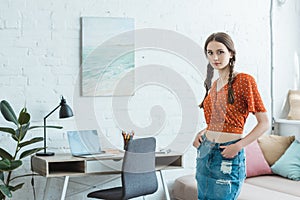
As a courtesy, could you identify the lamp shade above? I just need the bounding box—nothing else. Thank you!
[59,97,73,118]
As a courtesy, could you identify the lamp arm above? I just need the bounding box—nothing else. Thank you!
[42,104,61,154]
[44,104,61,120]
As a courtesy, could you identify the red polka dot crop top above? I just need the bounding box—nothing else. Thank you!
[203,73,267,134]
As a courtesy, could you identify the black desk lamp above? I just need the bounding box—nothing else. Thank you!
[36,96,73,156]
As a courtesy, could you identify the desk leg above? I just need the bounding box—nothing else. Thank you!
[43,178,52,200]
[60,176,70,200]
[159,170,170,200]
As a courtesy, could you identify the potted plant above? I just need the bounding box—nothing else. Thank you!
[0,100,62,199]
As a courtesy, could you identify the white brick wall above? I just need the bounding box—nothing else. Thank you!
[0,0,299,199]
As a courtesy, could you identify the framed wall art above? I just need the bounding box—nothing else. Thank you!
[81,17,135,96]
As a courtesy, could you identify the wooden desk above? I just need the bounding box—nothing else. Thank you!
[31,151,183,200]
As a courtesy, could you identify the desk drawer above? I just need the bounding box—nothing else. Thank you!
[86,160,122,173]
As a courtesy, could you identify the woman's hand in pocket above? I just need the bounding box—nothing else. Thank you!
[193,129,206,148]
[220,143,242,158]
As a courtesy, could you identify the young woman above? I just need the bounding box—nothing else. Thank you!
[193,32,269,200]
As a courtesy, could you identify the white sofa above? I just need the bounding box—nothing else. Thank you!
[172,174,300,200]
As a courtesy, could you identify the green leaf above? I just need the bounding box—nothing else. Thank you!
[12,135,18,142]
[20,107,27,113]
[19,123,30,141]
[0,100,18,125]
[0,159,9,171]
[9,183,24,192]
[0,127,15,135]
[28,125,63,130]
[0,184,12,198]
[0,172,4,182]
[19,148,44,159]
[18,110,30,125]
[18,137,43,148]
[0,148,13,160]
[0,159,22,171]
[15,123,30,141]
[10,160,22,170]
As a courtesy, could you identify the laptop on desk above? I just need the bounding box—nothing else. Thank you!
[67,130,113,158]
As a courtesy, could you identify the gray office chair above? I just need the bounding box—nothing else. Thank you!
[87,137,158,200]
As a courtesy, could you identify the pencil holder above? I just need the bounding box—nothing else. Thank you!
[122,130,134,150]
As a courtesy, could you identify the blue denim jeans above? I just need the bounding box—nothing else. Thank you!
[195,135,246,200]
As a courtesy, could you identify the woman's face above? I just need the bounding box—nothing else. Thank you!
[206,41,232,70]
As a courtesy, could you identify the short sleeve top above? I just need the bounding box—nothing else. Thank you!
[203,73,267,134]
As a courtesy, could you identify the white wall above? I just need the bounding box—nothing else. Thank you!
[0,0,298,199]
[272,0,300,119]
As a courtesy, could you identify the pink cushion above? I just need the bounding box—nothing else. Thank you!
[245,140,272,177]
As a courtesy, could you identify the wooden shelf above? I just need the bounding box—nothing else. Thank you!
[31,154,86,177]
[49,161,85,175]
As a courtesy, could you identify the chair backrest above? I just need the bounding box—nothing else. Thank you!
[121,137,158,199]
